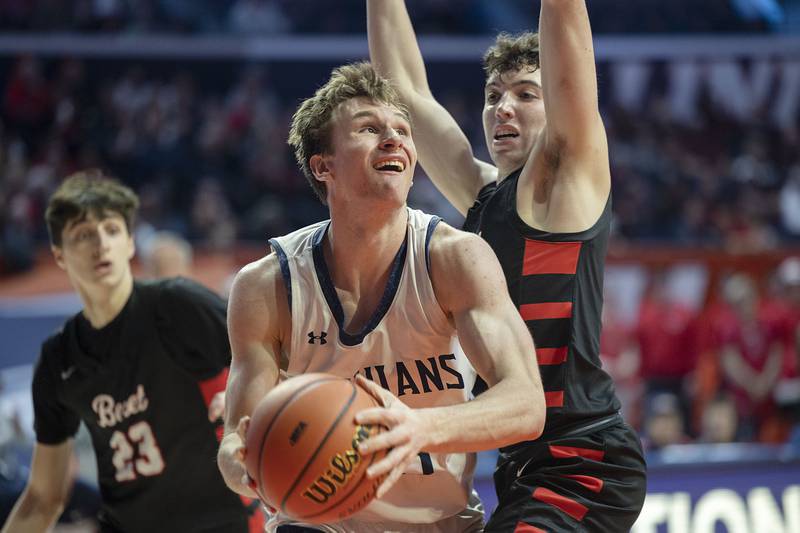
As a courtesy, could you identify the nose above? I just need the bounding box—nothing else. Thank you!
[495,94,513,120]
[380,129,403,151]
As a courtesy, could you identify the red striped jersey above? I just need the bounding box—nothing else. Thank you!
[463,169,620,444]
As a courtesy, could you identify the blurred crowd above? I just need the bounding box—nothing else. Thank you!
[0,0,791,35]
[602,260,800,452]
[2,53,800,275]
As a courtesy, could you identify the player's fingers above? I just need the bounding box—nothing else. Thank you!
[356,375,393,407]
[366,443,411,480]
[208,391,226,422]
[354,406,399,428]
[240,472,258,498]
[375,463,406,499]
[236,416,251,440]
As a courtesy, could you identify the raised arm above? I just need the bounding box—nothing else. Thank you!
[217,254,288,498]
[367,0,496,214]
[2,441,74,533]
[527,0,609,225]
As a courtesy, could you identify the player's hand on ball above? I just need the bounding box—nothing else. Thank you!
[353,375,430,499]
[218,416,259,499]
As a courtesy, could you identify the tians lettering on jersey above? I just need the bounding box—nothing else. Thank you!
[270,208,478,525]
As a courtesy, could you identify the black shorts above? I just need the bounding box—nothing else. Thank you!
[485,416,647,533]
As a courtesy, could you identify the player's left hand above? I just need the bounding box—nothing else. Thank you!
[208,391,226,422]
[353,375,431,498]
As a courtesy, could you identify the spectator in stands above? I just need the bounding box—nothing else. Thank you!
[228,0,291,34]
[635,272,698,431]
[699,393,740,443]
[140,231,193,279]
[716,273,784,441]
[643,393,690,451]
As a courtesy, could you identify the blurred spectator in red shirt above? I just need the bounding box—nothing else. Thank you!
[600,290,642,429]
[2,55,52,148]
[635,272,698,432]
[769,257,800,445]
[715,273,784,441]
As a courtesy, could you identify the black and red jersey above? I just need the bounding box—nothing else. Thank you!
[464,169,620,444]
[32,278,259,533]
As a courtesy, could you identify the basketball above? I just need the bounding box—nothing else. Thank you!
[244,373,387,524]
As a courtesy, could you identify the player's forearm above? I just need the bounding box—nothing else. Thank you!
[419,376,544,454]
[2,490,63,533]
[367,0,431,97]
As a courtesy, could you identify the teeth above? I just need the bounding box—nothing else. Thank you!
[376,160,405,171]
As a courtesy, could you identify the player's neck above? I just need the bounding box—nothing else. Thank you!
[78,273,134,329]
[325,206,407,293]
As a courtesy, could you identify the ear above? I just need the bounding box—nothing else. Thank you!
[127,233,136,261]
[309,154,333,184]
[51,245,66,270]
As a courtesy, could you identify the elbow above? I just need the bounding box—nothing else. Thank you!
[523,389,546,441]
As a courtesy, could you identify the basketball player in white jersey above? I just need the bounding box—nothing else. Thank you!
[218,62,546,532]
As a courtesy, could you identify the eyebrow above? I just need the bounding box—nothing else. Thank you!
[352,109,409,123]
[485,79,542,90]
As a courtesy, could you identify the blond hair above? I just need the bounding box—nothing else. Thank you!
[288,62,409,204]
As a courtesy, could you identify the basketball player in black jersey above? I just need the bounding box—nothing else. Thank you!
[368,1,647,531]
[2,171,262,533]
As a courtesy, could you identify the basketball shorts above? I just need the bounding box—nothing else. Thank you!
[484,416,646,533]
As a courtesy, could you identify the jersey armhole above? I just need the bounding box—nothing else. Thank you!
[425,216,442,275]
[268,238,292,314]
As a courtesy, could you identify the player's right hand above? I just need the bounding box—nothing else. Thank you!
[218,416,259,499]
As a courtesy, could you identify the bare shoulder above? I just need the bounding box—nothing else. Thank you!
[428,222,499,270]
[228,252,289,331]
[428,223,507,312]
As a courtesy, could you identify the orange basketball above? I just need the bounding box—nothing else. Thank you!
[244,373,387,524]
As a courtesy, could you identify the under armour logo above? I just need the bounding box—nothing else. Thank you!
[307,331,328,345]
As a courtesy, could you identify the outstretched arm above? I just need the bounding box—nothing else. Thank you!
[524,0,610,229]
[2,441,74,533]
[217,254,287,498]
[367,0,496,214]
[356,224,544,495]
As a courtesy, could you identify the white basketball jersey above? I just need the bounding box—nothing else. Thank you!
[269,208,478,526]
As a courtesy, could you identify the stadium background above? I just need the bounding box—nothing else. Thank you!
[1,1,799,531]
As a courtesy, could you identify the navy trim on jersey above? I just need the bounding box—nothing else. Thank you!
[424,216,441,274]
[311,222,409,347]
[269,238,292,313]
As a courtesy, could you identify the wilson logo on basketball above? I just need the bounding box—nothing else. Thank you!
[302,424,373,504]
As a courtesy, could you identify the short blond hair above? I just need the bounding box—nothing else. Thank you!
[483,32,540,78]
[288,62,409,204]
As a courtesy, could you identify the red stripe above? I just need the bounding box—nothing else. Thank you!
[548,445,605,462]
[561,474,604,493]
[519,302,573,321]
[515,523,548,533]
[537,347,568,365]
[198,367,229,407]
[533,487,588,521]
[523,240,581,276]
[545,391,564,408]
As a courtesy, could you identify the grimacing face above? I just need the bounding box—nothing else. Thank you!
[482,67,546,178]
[52,211,134,290]
[312,97,417,208]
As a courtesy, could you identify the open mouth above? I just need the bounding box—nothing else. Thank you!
[373,159,406,173]
[494,129,519,141]
[95,260,112,271]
